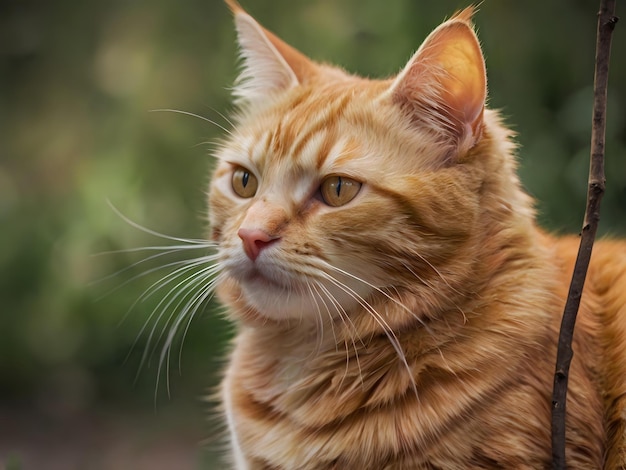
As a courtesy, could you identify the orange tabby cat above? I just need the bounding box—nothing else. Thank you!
[208,1,626,468]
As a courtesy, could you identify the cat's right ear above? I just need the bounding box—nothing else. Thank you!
[388,7,486,161]
[226,0,317,105]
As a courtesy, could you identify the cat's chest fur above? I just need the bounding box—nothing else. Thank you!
[221,243,616,469]
[224,264,559,466]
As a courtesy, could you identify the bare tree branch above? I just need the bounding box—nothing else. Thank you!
[551,1,618,468]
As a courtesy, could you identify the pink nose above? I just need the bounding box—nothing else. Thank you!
[237,228,279,261]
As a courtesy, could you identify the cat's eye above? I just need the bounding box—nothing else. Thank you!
[320,175,362,207]
[232,167,258,198]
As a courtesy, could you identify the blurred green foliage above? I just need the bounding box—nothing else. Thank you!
[1,0,625,467]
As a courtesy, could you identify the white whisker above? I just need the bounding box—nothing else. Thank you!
[101,254,216,307]
[149,108,234,137]
[94,243,215,257]
[106,200,212,245]
[175,272,226,371]
[142,263,220,359]
[207,106,236,131]
[323,262,434,336]
[156,272,222,400]
[93,247,216,289]
[131,262,218,376]
[305,281,328,357]
[402,260,467,324]
[317,271,418,397]
[313,280,364,391]
[407,249,462,296]
[100,201,225,402]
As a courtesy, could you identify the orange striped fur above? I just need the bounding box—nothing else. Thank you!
[208,2,626,468]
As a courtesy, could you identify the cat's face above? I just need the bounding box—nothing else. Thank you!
[210,2,487,325]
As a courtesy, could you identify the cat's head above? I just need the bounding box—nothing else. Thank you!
[209,1,520,327]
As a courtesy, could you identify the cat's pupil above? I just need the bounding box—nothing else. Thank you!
[335,176,342,197]
[242,171,249,188]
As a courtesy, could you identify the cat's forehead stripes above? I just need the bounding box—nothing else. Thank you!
[287,91,354,163]
[257,85,358,168]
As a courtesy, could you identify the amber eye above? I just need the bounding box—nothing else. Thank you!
[232,167,258,198]
[320,175,362,207]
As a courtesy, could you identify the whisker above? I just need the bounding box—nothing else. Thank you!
[100,200,226,402]
[93,243,215,257]
[314,280,364,349]
[141,263,220,366]
[149,108,234,137]
[106,200,212,245]
[157,274,221,400]
[92,247,216,288]
[175,272,226,372]
[126,260,218,373]
[323,263,433,335]
[402,261,468,324]
[305,281,327,357]
[100,254,217,305]
[207,106,236,130]
[119,259,213,359]
[407,249,463,297]
[169,275,224,393]
[314,280,364,391]
[318,271,418,397]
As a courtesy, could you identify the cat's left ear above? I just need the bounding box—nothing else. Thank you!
[389,7,486,158]
[226,0,317,105]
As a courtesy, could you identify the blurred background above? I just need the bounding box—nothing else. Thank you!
[1,0,624,468]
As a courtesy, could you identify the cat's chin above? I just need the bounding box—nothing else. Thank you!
[225,270,372,324]
[239,280,319,322]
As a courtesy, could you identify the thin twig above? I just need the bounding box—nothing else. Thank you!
[551,1,618,468]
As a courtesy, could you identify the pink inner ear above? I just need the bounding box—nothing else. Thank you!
[391,18,487,153]
[436,27,486,132]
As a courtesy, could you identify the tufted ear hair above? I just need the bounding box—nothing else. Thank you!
[389,7,487,159]
[225,0,318,106]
